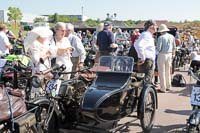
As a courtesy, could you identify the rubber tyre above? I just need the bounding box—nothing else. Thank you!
[35,102,59,133]
[139,87,156,133]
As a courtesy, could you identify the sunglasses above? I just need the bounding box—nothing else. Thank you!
[56,29,65,32]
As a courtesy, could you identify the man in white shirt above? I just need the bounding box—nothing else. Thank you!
[65,23,86,73]
[134,20,157,83]
[0,24,11,56]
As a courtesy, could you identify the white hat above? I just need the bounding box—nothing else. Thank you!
[134,29,139,32]
[31,27,53,38]
[158,24,170,33]
[24,27,53,52]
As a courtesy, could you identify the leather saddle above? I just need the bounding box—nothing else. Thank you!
[0,87,27,121]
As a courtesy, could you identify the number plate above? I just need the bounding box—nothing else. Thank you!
[191,86,200,106]
[46,79,61,97]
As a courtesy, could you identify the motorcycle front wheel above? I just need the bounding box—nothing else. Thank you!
[34,101,59,133]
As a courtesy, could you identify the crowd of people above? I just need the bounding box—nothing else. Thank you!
[0,20,200,93]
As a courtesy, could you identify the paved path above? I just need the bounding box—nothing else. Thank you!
[61,65,194,133]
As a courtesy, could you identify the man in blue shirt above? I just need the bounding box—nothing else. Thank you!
[97,21,118,57]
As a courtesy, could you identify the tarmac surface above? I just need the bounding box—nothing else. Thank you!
[60,65,194,133]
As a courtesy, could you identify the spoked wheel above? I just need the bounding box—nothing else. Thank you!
[187,124,199,133]
[186,109,200,133]
[139,87,156,133]
[35,102,58,133]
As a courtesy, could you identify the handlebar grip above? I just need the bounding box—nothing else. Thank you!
[42,64,60,75]
[58,67,90,75]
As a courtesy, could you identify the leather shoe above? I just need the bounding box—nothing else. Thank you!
[166,88,171,91]
[157,89,166,93]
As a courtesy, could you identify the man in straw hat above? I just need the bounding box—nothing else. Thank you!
[157,24,176,93]
[134,20,157,84]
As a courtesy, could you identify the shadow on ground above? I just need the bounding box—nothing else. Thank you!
[152,124,186,133]
[164,109,191,116]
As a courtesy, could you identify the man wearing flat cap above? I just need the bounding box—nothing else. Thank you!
[97,21,118,57]
[134,20,157,83]
[157,24,176,93]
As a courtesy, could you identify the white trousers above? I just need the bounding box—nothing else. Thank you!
[158,53,172,91]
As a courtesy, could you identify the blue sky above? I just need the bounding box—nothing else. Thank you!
[1,0,200,21]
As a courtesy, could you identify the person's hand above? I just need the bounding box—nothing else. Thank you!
[111,43,118,48]
[137,60,145,65]
[46,50,52,57]
[65,47,74,53]
[78,62,84,70]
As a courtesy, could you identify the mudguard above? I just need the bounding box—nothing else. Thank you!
[27,96,50,110]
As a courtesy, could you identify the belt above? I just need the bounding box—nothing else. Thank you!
[139,58,153,61]
[159,52,172,54]
[71,57,79,58]
[146,58,153,61]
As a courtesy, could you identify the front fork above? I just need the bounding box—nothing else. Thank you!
[43,99,61,131]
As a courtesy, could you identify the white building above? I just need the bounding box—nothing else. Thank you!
[0,10,48,23]
[0,10,8,22]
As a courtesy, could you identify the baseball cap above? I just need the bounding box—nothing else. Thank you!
[104,21,112,27]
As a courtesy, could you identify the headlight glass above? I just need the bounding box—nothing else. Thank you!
[31,76,41,88]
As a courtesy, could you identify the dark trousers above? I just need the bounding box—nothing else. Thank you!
[137,58,154,83]
[99,51,115,57]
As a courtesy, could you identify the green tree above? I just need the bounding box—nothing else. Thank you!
[7,6,23,27]
[125,20,136,27]
[34,17,46,23]
[58,15,70,22]
[69,17,79,22]
[48,13,58,23]
[85,19,100,27]
[48,14,79,23]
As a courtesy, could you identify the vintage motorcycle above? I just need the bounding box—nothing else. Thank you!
[0,59,39,133]
[33,56,157,133]
[187,67,200,132]
[10,38,25,55]
[84,49,96,68]
[0,56,32,101]
[173,47,190,70]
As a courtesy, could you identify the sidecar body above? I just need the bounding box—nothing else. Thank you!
[80,56,136,122]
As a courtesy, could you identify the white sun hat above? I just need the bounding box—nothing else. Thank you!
[158,24,170,33]
[24,27,53,52]
[31,26,53,38]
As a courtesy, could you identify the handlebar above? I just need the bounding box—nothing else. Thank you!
[189,67,200,82]
[54,67,91,75]
[41,64,61,75]
[6,67,28,76]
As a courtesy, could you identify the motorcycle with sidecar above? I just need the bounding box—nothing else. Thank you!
[33,56,158,133]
